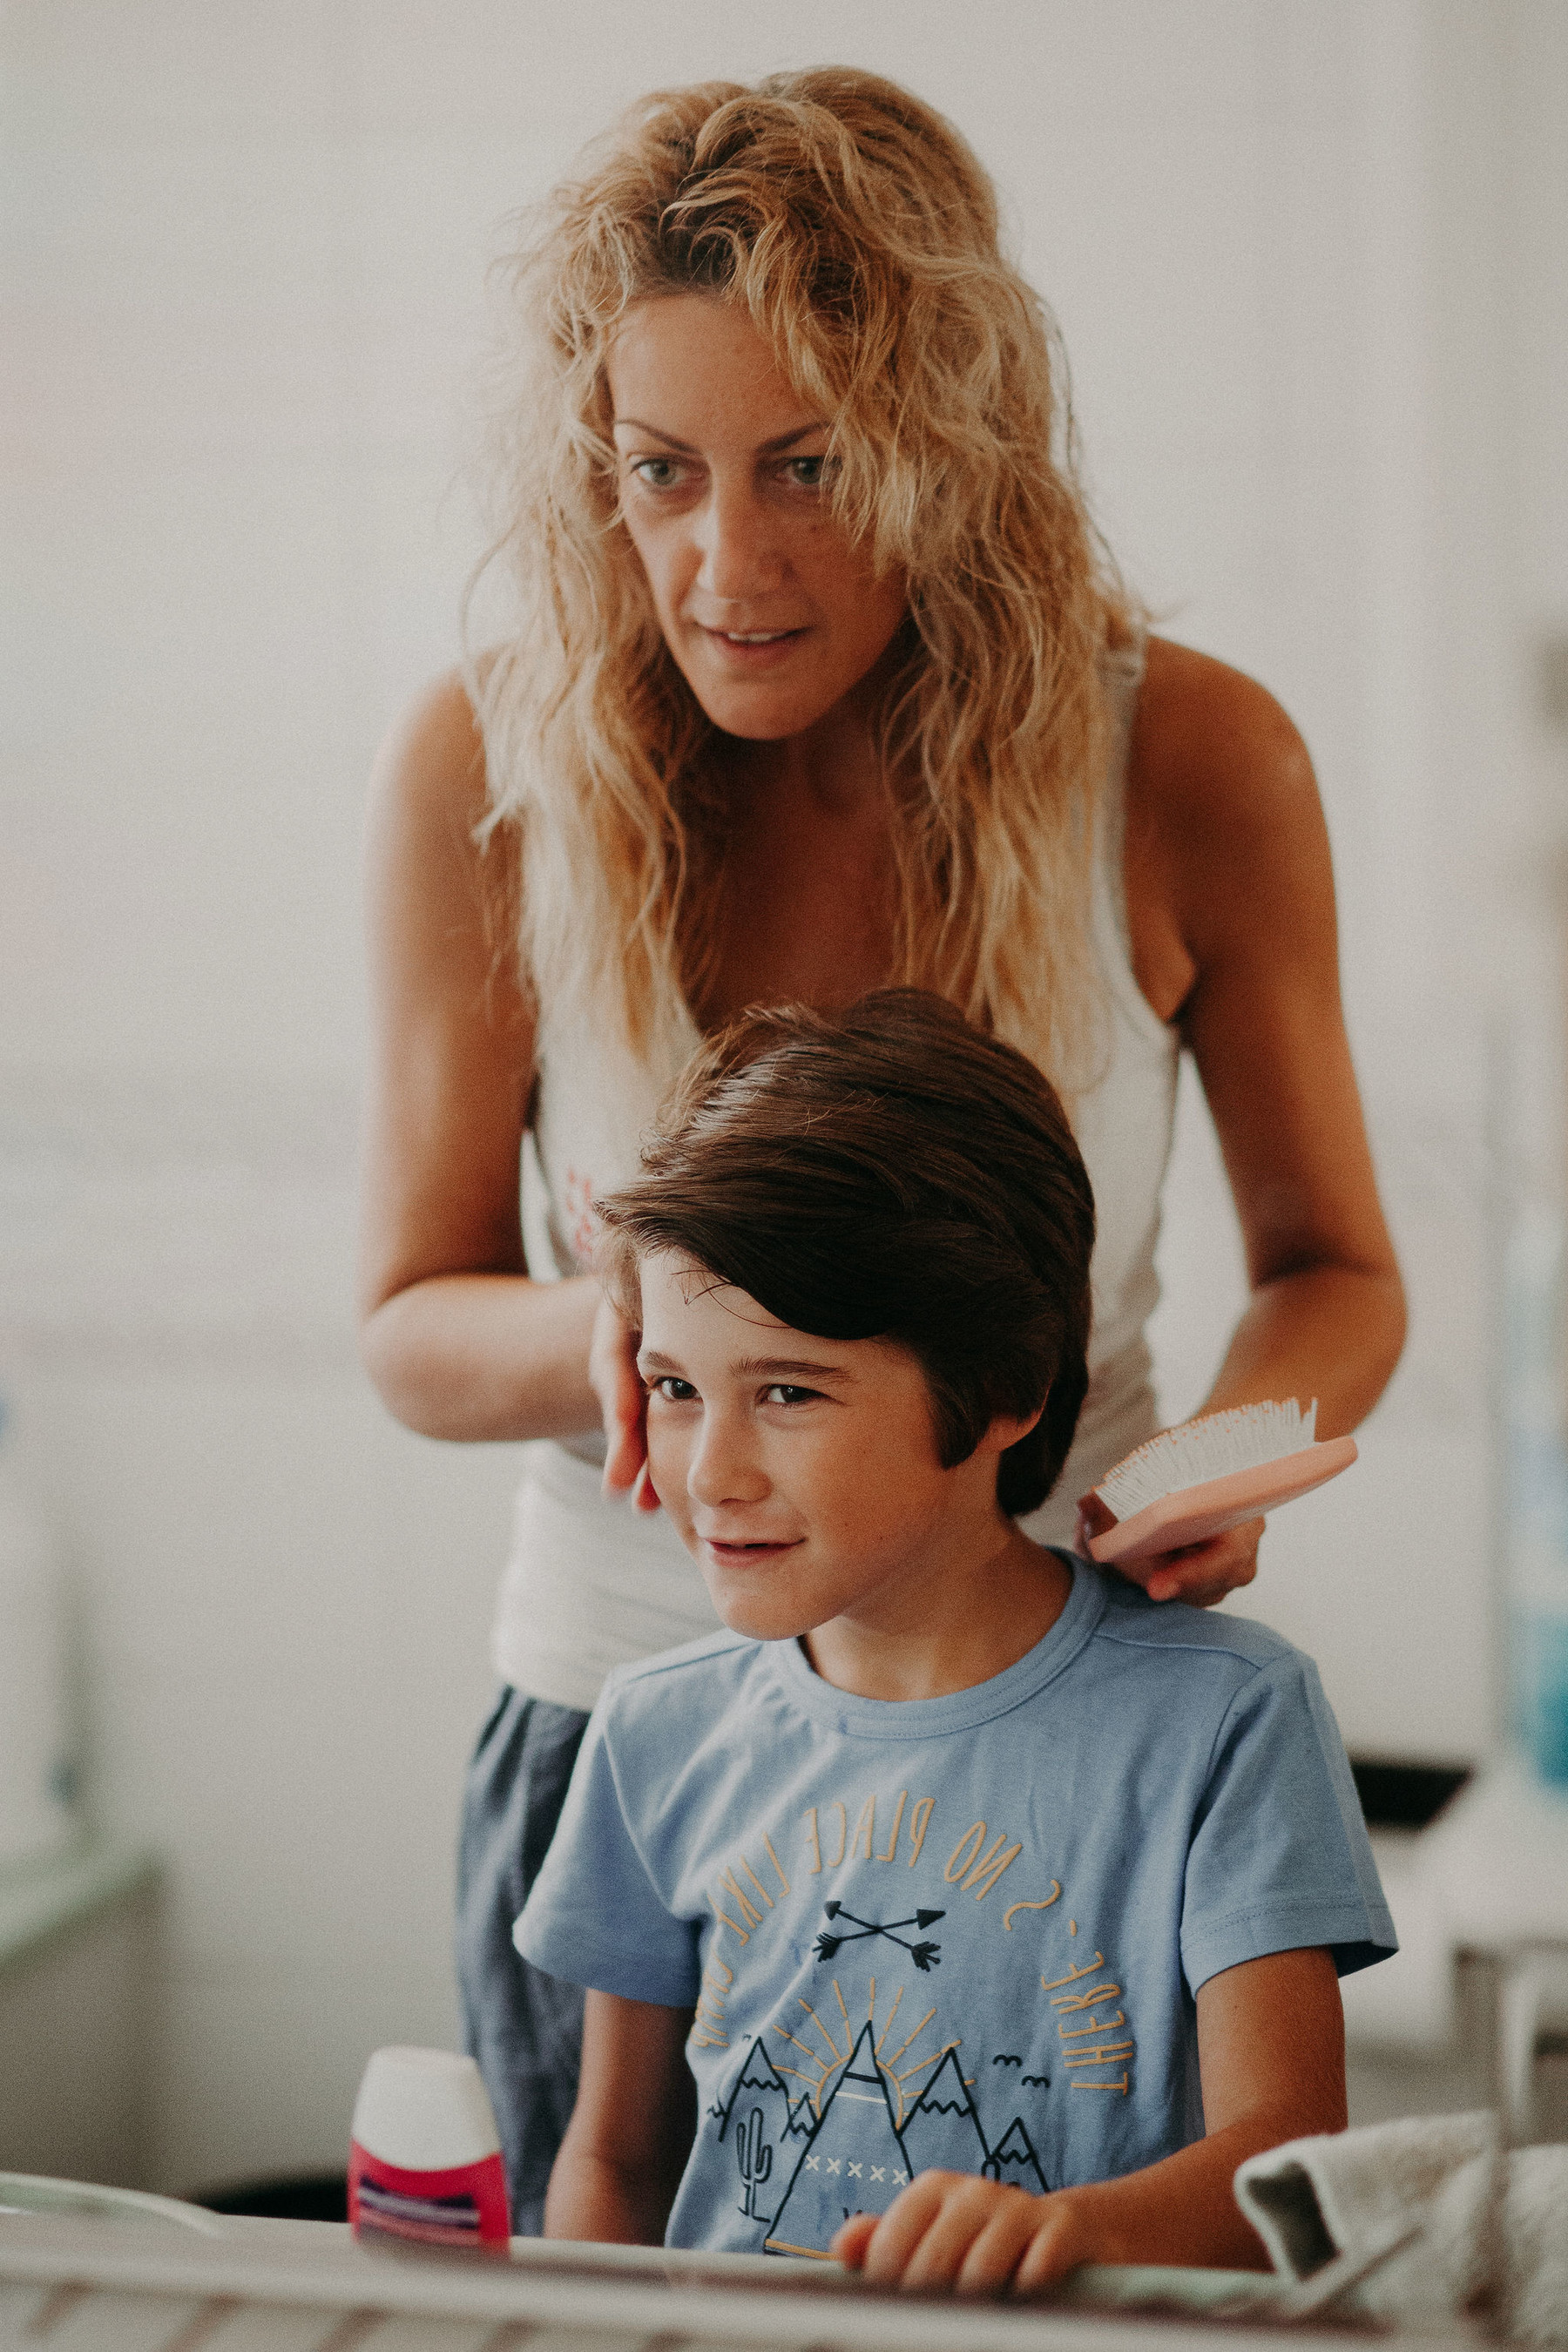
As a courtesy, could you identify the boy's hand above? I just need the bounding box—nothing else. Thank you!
[830,1949,1347,2294]
[830,2172,1091,2296]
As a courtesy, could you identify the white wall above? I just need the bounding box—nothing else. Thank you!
[3,0,1565,2189]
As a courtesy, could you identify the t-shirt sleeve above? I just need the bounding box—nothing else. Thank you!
[513,1686,701,2009]
[1179,1649,1396,1995]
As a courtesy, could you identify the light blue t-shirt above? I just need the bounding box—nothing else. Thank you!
[517,1554,1394,2258]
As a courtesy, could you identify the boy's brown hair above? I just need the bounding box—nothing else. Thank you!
[595,990,1094,1514]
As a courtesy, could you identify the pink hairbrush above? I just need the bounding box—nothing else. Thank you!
[1081,1400,1356,1566]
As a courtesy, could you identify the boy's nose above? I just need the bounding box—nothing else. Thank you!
[687,1410,769,1508]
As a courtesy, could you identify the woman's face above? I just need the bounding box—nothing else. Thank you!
[605,294,909,742]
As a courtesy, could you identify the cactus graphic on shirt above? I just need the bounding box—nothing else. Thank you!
[735,2106,774,2218]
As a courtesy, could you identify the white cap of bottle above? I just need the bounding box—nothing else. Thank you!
[350,2048,503,2173]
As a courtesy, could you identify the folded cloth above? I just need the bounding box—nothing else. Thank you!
[1234,2113,1568,2344]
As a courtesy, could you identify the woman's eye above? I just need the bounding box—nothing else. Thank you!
[630,456,686,491]
[782,456,829,490]
[763,1383,818,1406]
[652,1375,698,1402]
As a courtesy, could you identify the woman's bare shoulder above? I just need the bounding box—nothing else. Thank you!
[364,663,524,1029]
[369,664,489,834]
[1132,636,1318,831]
[1123,639,1334,1010]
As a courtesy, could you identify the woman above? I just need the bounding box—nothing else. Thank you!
[359,69,1404,2231]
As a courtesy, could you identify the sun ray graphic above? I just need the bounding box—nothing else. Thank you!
[769,1979,951,2125]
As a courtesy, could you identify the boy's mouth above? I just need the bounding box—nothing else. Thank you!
[701,1535,802,1562]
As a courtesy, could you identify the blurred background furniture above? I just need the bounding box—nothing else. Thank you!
[0,1842,160,2187]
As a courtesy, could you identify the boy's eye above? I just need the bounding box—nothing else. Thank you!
[651,1375,698,1402]
[762,1383,819,1406]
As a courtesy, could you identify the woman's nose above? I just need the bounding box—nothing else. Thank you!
[688,1408,768,1508]
[693,479,785,605]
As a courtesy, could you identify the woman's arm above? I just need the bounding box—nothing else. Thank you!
[544,1990,697,2242]
[832,1943,1346,2292]
[358,672,604,1442]
[1109,640,1406,1603]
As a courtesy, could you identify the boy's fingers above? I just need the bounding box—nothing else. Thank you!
[829,2213,878,2268]
[951,2198,1051,2295]
[1012,2199,1088,2294]
[821,2183,1081,2298]
[903,2186,1033,2292]
[855,2173,959,2284]
[881,2178,1033,2292]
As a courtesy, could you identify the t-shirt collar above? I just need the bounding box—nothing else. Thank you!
[764,1549,1108,1740]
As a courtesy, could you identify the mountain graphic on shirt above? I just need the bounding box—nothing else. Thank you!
[712,2040,808,2227]
[896,2045,990,2179]
[983,2113,1050,2195]
[763,2022,911,2258]
[712,2037,803,2150]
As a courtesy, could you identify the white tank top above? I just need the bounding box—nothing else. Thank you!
[492,639,1179,1709]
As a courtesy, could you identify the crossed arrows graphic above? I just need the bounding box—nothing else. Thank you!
[813,1901,945,1970]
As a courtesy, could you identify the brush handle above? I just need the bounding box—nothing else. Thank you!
[1085,1436,1358,1567]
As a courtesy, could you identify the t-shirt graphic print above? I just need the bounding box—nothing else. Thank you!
[713,1991,1063,2255]
[682,1781,1133,2254]
[516,1555,1394,2255]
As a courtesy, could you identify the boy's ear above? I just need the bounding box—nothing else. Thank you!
[983,1396,1047,1456]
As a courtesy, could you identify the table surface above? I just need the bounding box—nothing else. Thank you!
[0,2181,1473,2352]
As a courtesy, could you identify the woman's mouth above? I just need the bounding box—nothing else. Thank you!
[699,624,807,666]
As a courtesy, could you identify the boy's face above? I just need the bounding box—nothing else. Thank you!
[635,1249,1010,1643]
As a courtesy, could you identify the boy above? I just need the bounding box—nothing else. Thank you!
[516,991,1393,2293]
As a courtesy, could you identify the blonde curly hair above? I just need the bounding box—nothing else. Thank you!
[468,66,1134,1091]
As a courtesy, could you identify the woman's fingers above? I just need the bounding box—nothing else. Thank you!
[1078,1489,1264,1608]
[1139,1516,1263,1605]
[1123,1514,1269,1608]
[590,1294,648,1497]
[629,1456,662,1513]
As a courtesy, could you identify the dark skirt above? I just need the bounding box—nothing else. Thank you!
[455,1685,590,2235]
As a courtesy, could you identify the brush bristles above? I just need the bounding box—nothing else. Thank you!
[1096,1400,1319,1521]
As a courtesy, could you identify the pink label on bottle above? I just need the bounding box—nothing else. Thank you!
[348,2139,510,2247]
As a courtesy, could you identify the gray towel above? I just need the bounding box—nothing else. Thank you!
[1234,2113,1568,2343]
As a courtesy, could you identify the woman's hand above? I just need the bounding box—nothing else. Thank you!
[1074,1500,1264,1608]
[590,1294,661,1511]
[830,2173,1091,2297]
